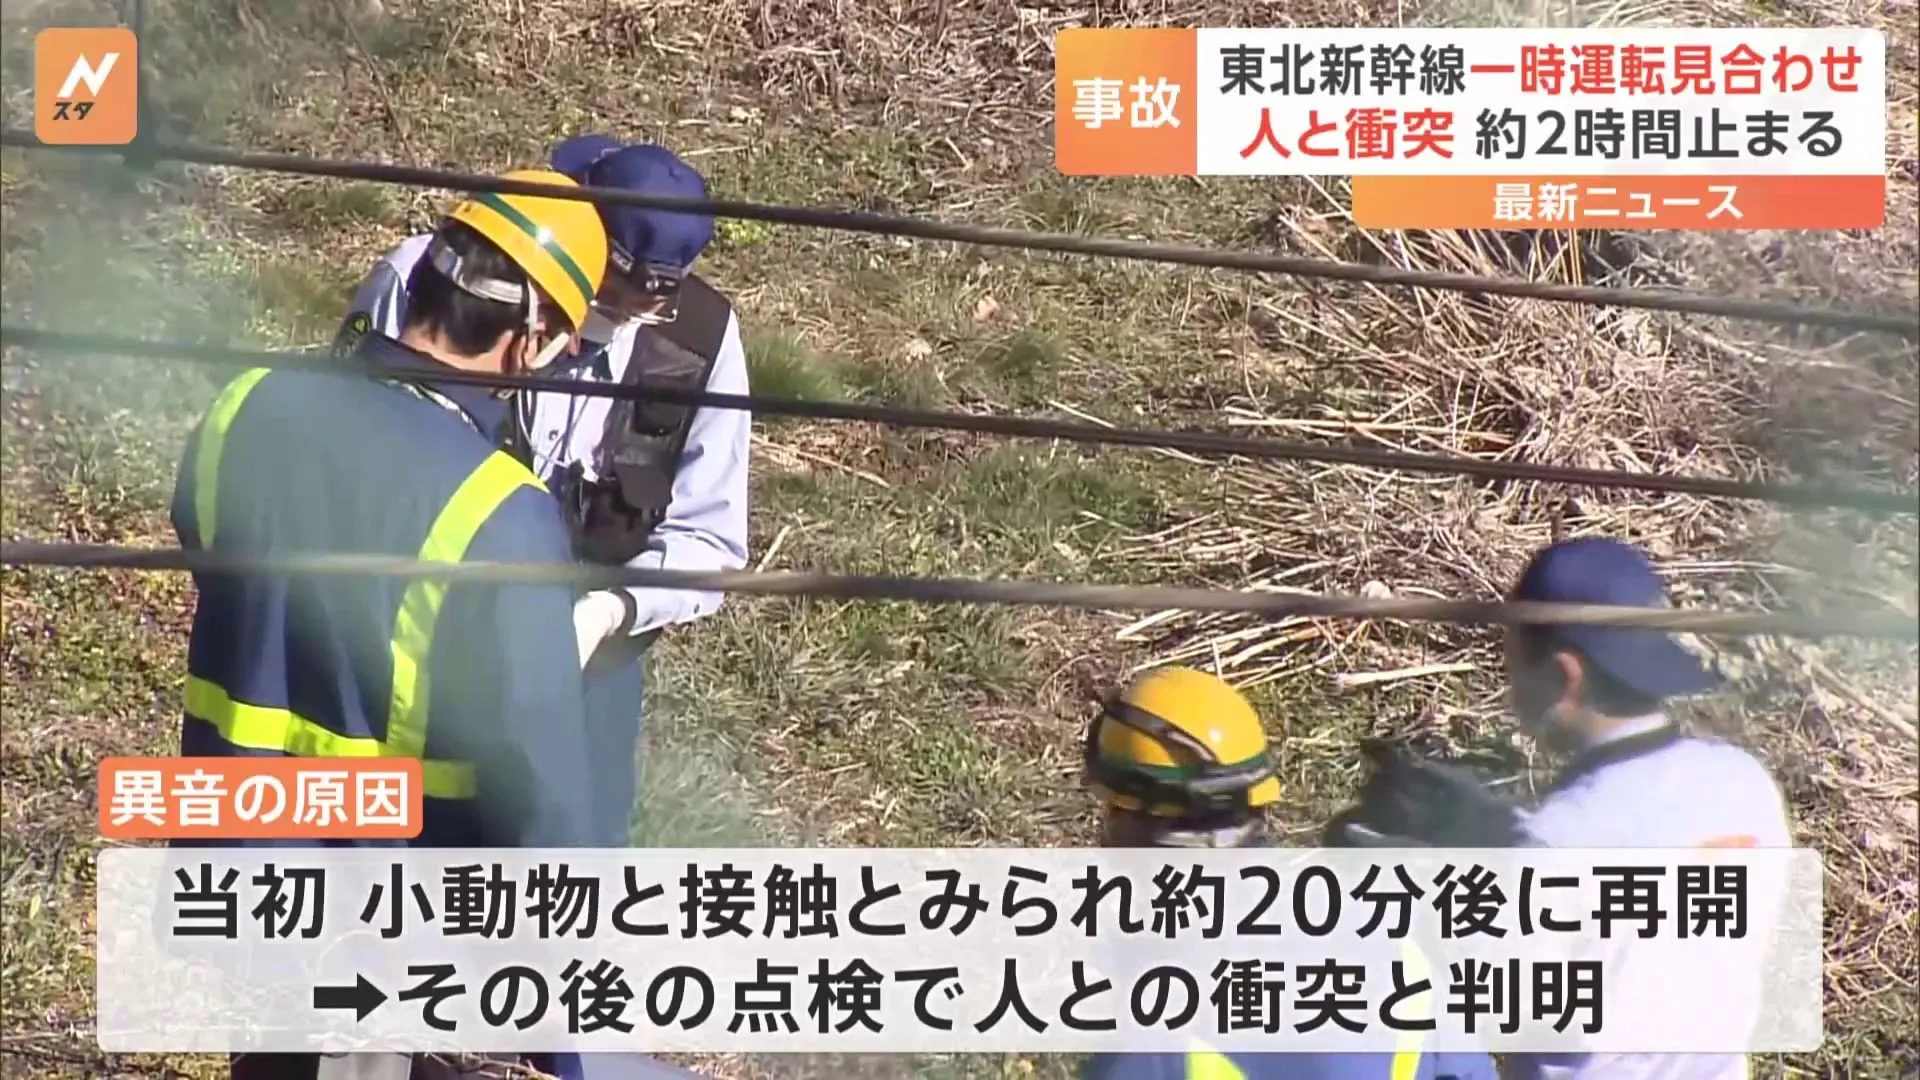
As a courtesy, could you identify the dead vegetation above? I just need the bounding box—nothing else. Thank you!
[2,0,1917,1078]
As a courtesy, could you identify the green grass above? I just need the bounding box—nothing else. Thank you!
[0,8,1204,1067]
[3,1,1916,1079]
[745,329,848,402]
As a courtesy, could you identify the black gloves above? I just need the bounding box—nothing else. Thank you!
[1325,741,1530,849]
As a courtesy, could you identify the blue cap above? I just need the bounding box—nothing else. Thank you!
[549,134,714,277]
[1514,537,1722,700]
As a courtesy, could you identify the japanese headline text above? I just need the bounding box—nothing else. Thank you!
[96,847,1822,1056]
[1054,26,1887,229]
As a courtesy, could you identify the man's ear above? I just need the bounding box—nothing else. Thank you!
[506,335,535,376]
[1552,649,1586,711]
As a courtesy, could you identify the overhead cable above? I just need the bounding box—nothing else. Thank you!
[3,541,1909,642]
[4,129,1915,338]
[6,325,1915,515]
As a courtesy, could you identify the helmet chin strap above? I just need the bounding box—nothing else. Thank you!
[428,236,577,454]
[509,330,575,460]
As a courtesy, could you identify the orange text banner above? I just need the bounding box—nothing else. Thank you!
[98,756,423,841]
[34,27,138,146]
[1055,27,1199,176]
[1352,175,1886,230]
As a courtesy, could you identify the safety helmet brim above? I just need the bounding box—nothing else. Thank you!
[444,171,608,333]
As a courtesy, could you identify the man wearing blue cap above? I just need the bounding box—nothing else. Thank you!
[1500,535,1789,849]
[1501,536,1793,1080]
[1337,535,1790,852]
[334,135,751,855]
[1331,536,1793,1080]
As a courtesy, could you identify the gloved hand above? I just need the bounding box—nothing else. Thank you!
[572,590,629,670]
[1338,741,1529,848]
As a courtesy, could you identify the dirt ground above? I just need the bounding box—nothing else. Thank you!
[2,1,1916,1078]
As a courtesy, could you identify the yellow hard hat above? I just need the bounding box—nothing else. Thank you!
[1085,666,1281,818]
[444,169,609,332]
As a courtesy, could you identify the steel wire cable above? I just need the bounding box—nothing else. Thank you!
[3,541,1910,642]
[4,129,1916,338]
[6,326,1916,514]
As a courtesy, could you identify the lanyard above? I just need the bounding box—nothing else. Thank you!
[525,343,608,481]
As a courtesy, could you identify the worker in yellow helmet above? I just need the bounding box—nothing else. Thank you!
[338,147,753,883]
[1080,667,1498,1080]
[182,171,612,1080]
[1085,665,1283,848]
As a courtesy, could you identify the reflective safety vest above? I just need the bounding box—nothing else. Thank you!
[181,366,547,800]
[1184,937,1435,1080]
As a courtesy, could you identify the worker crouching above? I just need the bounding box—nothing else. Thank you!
[1079,667,1498,1080]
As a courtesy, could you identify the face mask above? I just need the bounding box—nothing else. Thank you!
[527,331,573,370]
[580,307,627,345]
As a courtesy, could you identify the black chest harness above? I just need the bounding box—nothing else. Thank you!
[553,272,730,568]
[524,275,730,666]
[1544,722,1683,796]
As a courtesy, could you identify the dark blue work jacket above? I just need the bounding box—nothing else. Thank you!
[169,333,603,848]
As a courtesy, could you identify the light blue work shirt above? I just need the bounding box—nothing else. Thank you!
[1511,715,1794,1080]
[341,234,752,639]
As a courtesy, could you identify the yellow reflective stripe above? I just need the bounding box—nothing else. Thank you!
[192,368,274,548]
[1186,1047,1246,1080]
[1392,939,1432,1080]
[182,379,543,802]
[384,451,542,758]
[184,675,476,797]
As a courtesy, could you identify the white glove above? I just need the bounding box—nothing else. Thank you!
[572,590,629,669]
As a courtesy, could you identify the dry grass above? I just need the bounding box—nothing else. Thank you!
[3,0,1917,1079]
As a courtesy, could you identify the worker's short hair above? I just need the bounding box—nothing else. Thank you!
[403,221,552,357]
[1511,624,1663,719]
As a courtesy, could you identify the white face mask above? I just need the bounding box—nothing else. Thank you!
[526,331,573,371]
[504,329,572,456]
[579,306,628,345]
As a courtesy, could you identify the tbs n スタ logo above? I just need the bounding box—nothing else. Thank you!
[34,27,138,146]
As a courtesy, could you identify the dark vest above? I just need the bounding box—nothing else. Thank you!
[550,275,730,666]
[559,272,731,568]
